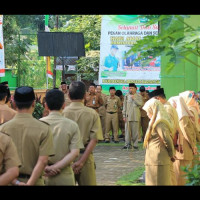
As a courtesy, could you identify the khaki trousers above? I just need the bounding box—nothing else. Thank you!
[125,121,139,147]
[141,116,150,141]
[75,153,96,186]
[105,113,119,141]
[100,115,106,139]
[145,165,172,185]
[173,159,192,185]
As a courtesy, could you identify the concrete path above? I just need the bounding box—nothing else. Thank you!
[93,142,145,185]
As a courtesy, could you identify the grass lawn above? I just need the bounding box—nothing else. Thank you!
[116,166,145,186]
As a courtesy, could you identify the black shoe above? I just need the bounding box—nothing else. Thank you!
[105,140,110,143]
[118,134,124,139]
[133,146,138,150]
[114,140,119,143]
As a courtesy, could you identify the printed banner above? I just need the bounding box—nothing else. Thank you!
[0,15,5,77]
[99,15,160,93]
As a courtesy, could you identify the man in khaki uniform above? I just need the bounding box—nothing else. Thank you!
[40,89,83,185]
[63,81,101,186]
[0,132,21,185]
[59,81,72,107]
[96,85,107,139]
[0,86,55,186]
[139,86,149,142]
[115,90,125,139]
[104,87,121,143]
[0,84,16,125]
[85,83,103,113]
[122,83,143,149]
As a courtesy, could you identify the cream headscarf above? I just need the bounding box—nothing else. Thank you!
[168,96,193,121]
[179,91,200,131]
[142,98,173,148]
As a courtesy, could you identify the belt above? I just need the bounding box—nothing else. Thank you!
[107,112,117,114]
[18,173,31,179]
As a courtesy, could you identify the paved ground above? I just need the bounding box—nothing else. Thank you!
[93,141,145,185]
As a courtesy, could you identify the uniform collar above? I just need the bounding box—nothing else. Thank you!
[15,113,33,118]
[70,102,84,107]
[48,111,62,117]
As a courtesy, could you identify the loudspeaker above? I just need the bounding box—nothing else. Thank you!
[37,32,85,57]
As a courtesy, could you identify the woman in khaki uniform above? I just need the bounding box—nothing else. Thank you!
[179,91,200,166]
[142,98,175,185]
[168,96,197,185]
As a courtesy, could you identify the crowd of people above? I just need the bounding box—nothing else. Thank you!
[0,80,199,186]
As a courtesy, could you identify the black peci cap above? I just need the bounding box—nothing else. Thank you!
[14,86,35,102]
[0,84,8,93]
[129,83,137,88]
[61,81,67,85]
[148,88,164,98]
[139,86,145,92]
[0,81,8,85]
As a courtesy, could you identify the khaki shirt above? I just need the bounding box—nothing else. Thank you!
[0,104,17,125]
[105,95,121,113]
[85,92,103,109]
[40,111,83,165]
[0,113,55,175]
[140,93,149,118]
[0,132,21,174]
[145,122,175,166]
[98,93,107,117]
[123,92,143,121]
[62,102,101,146]
[176,116,195,160]
[64,93,72,107]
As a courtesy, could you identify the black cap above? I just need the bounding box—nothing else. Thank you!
[115,90,123,97]
[14,86,35,102]
[61,81,66,85]
[129,83,137,88]
[148,88,164,98]
[0,81,8,85]
[0,84,8,93]
[109,86,116,90]
[139,86,145,92]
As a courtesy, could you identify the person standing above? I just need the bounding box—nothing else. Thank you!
[60,81,71,107]
[115,90,125,140]
[85,83,103,113]
[139,86,150,143]
[0,86,55,186]
[96,85,107,139]
[63,81,101,185]
[148,87,184,185]
[122,83,143,149]
[168,96,197,185]
[40,89,83,185]
[104,87,121,143]
[0,81,11,108]
[0,84,16,125]
[0,132,21,185]
[142,98,175,185]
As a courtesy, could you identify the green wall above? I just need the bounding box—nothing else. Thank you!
[161,15,200,99]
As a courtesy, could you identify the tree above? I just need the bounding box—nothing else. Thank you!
[126,15,200,72]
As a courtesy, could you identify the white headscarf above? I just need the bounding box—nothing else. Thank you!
[168,96,193,121]
[142,98,172,148]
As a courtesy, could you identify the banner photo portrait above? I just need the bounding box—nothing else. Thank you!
[99,15,160,94]
[0,15,5,77]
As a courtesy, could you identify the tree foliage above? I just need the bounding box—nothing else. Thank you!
[127,15,200,72]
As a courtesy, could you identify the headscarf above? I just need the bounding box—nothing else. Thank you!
[179,91,200,131]
[168,96,193,121]
[142,98,173,148]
